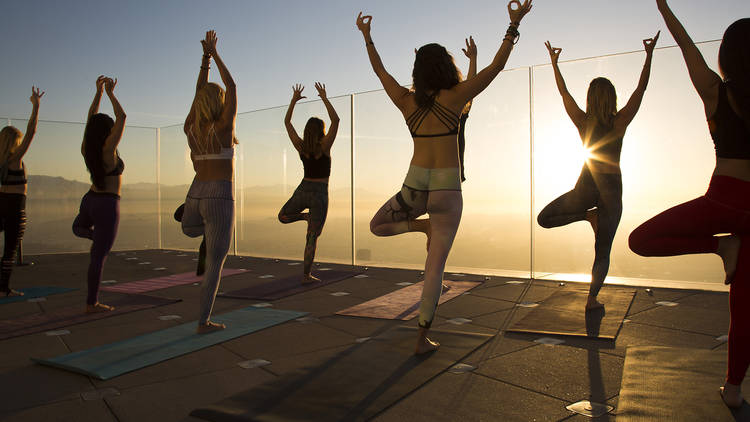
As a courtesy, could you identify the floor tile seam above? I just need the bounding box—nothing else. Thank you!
[0,393,87,415]
[471,371,574,404]
[316,317,400,338]
[100,363,258,394]
[624,319,726,338]
[464,343,540,366]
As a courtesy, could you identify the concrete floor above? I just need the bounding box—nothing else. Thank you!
[0,249,742,421]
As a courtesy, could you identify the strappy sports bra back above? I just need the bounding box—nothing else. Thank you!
[188,123,234,160]
[406,96,460,138]
[1,161,27,185]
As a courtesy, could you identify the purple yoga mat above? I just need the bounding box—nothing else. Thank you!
[0,294,181,341]
[219,269,363,300]
[101,268,249,294]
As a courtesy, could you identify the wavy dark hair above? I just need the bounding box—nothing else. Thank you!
[83,113,115,190]
[302,117,325,158]
[719,18,750,131]
[412,44,462,107]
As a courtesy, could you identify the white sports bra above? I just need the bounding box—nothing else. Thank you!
[188,123,234,160]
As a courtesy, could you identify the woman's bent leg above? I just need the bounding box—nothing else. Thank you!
[303,187,328,279]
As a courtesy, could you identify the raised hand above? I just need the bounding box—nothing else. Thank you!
[314,82,327,99]
[545,41,562,64]
[462,36,477,59]
[356,12,372,36]
[202,30,218,57]
[292,84,306,102]
[95,75,106,92]
[30,86,44,106]
[104,77,117,93]
[508,0,533,24]
[643,30,660,55]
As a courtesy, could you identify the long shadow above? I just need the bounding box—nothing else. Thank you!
[585,307,612,420]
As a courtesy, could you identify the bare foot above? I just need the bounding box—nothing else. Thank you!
[196,321,226,334]
[415,326,440,354]
[585,296,604,311]
[302,274,321,285]
[86,302,115,313]
[720,383,743,408]
[3,289,24,297]
[442,283,451,293]
[717,235,740,285]
[585,208,598,235]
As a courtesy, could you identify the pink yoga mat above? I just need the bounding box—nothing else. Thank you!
[336,280,479,320]
[102,269,249,294]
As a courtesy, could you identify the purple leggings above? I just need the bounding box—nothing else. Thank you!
[72,190,120,305]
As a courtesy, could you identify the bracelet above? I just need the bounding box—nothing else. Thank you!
[504,24,520,45]
[366,41,374,46]
[200,66,210,70]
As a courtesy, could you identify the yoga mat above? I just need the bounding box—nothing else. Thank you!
[506,287,635,339]
[617,346,750,421]
[101,268,249,294]
[335,280,480,320]
[219,269,363,301]
[0,286,77,305]
[33,307,306,380]
[0,294,181,341]
[190,325,493,421]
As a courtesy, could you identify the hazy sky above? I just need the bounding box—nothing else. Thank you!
[2,0,748,126]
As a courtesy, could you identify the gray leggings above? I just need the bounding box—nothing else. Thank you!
[182,179,234,324]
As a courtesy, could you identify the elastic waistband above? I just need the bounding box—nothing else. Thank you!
[188,179,234,200]
[0,192,26,199]
[706,175,750,210]
[87,190,121,200]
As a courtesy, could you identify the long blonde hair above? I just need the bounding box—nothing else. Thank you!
[0,126,22,165]
[585,77,617,128]
[302,117,325,158]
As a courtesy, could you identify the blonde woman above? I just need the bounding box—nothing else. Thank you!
[0,87,43,296]
[279,83,339,283]
[537,33,658,310]
[181,30,237,334]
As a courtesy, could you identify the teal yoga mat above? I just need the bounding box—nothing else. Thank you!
[33,307,307,380]
[0,286,77,305]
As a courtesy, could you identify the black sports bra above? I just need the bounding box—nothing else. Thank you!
[1,162,27,185]
[300,152,331,179]
[406,96,460,138]
[585,123,624,166]
[106,156,125,177]
[709,82,750,159]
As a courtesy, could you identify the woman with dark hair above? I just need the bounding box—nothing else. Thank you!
[278,82,339,283]
[181,30,237,334]
[0,86,43,296]
[73,76,126,313]
[538,32,659,311]
[357,0,533,354]
[629,1,750,408]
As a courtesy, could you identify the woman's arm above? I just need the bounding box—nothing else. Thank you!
[656,0,721,116]
[102,78,126,152]
[185,33,213,132]
[452,0,533,103]
[316,82,340,152]
[356,12,410,109]
[546,41,586,128]
[203,31,237,131]
[462,36,478,113]
[616,32,660,129]
[87,75,106,121]
[9,87,43,163]
[284,84,305,152]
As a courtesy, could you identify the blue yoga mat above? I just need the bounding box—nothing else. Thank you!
[33,307,307,380]
[0,286,77,305]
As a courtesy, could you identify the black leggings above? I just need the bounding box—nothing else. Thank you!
[0,193,26,293]
[278,180,328,276]
[537,166,623,297]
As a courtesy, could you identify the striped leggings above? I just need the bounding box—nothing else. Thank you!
[0,193,26,293]
[181,179,234,324]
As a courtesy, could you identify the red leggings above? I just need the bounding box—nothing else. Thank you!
[629,175,750,385]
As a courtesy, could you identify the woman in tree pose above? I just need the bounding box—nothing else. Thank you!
[278,83,339,283]
[357,0,533,354]
[629,1,750,408]
[537,32,659,310]
[180,30,238,334]
[73,76,125,313]
[0,87,43,296]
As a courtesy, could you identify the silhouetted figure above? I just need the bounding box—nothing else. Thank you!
[180,30,238,334]
[356,0,533,354]
[278,83,339,283]
[630,1,750,409]
[0,86,43,297]
[73,76,125,313]
[537,32,658,310]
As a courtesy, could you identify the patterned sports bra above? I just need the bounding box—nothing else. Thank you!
[405,96,460,138]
